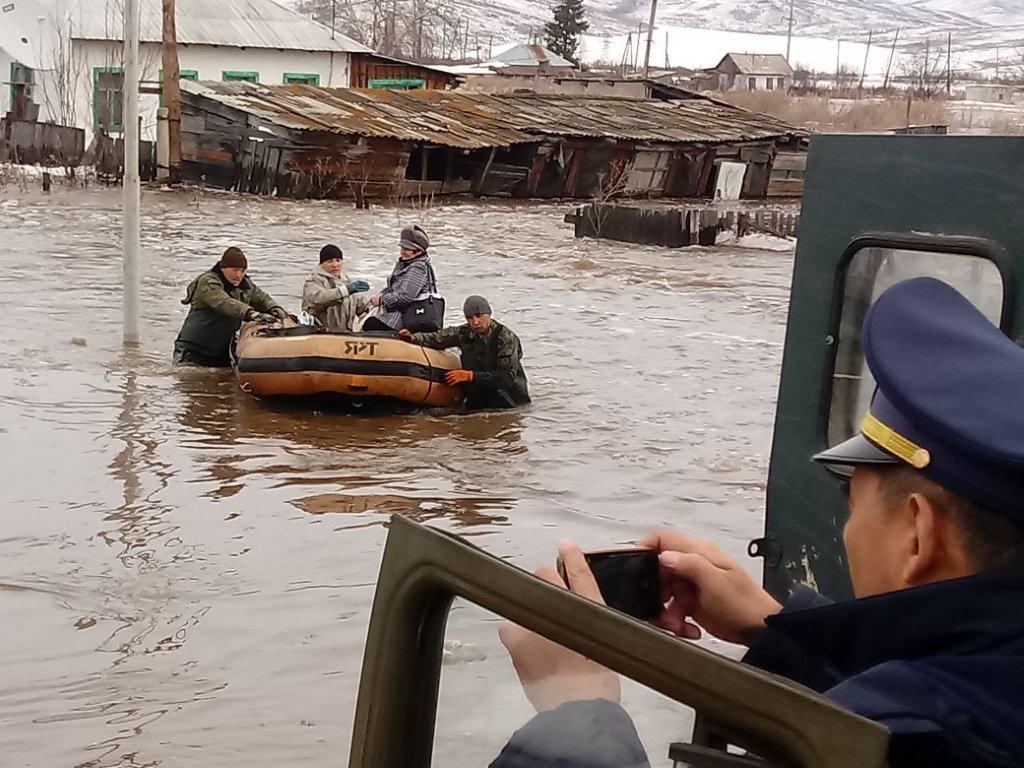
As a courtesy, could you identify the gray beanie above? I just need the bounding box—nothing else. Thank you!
[399,225,429,253]
[463,295,492,316]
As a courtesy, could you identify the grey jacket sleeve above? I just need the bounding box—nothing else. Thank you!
[302,274,346,313]
[380,262,429,311]
[490,700,650,768]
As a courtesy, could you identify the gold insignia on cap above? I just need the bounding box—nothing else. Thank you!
[861,413,932,469]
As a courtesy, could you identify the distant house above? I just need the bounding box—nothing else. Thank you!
[703,53,794,92]
[964,84,1024,105]
[441,43,578,78]
[0,0,450,144]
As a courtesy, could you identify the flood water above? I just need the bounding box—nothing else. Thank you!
[0,184,795,767]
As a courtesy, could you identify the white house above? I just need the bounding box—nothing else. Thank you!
[1,0,371,142]
[704,53,794,92]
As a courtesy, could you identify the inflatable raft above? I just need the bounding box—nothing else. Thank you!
[233,321,462,407]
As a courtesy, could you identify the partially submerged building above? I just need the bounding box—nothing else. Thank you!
[178,80,804,201]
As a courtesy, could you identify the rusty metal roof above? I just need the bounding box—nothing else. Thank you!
[181,81,803,149]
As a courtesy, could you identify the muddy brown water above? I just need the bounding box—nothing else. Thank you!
[0,186,794,767]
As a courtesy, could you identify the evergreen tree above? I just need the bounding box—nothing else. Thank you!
[543,0,589,66]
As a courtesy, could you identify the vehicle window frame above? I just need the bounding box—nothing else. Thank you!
[821,233,1016,450]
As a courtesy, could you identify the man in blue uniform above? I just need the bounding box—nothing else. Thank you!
[493,277,1024,768]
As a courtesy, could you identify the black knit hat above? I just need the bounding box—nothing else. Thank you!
[220,247,247,269]
[320,244,344,263]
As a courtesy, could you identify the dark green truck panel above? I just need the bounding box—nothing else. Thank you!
[763,135,1023,601]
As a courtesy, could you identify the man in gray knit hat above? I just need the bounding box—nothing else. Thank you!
[399,295,530,409]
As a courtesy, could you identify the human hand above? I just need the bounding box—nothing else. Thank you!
[345,280,370,295]
[269,306,289,320]
[245,309,277,323]
[397,328,415,343]
[639,531,782,645]
[370,294,381,308]
[499,542,620,713]
[445,369,474,386]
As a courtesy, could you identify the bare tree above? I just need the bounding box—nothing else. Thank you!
[39,14,85,127]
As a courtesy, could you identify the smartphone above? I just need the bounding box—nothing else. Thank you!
[559,548,662,621]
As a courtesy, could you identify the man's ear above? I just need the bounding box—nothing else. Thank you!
[902,493,973,586]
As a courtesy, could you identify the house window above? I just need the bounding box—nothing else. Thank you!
[158,70,198,106]
[283,72,320,85]
[777,77,785,90]
[367,77,426,91]
[222,71,259,83]
[748,77,757,90]
[93,66,124,133]
[766,77,774,90]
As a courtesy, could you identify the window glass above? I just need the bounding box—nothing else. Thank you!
[827,248,1003,445]
[93,68,124,132]
[432,598,753,768]
[283,72,320,85]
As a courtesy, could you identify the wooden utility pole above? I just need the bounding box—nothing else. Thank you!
[642,0,658,78]
[884,28,899,90]
[946,32,952,95]
[633,23,642,72]
[620,32,632,76]
[664,30,669,69]
[859,29,872,91]
[923,38,930,92]
[835,38,841,90]
[161,0,181,184]
[785,0,795,63]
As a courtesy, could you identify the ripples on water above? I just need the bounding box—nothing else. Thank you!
[0,187,794,766]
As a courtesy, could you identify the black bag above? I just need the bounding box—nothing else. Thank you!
[401,263,445,332]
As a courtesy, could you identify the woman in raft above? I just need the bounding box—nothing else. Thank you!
[362,225,443,334]
[301,244,371,331]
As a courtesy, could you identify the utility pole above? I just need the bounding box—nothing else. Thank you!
[785,0,795,63]
[633,23,642,72]
[123,0,141,345]
[642,0,658,78]
[859,29,872,91]
[161,0,181,184]
[620,32,632,76]
[996,47,1000,80]
[835,38,841,90]
[664,30,669,69]
[946,32,952,95]
[884,27,899,90]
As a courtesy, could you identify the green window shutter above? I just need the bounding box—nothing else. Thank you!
[93,66,125,133]
[367,77,426,90]
[180,70,199,81]
[222,71,259,83]
[283,72,319,85]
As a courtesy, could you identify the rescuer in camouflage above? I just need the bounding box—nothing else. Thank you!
[399,295,530,410]
[173,247,287,367]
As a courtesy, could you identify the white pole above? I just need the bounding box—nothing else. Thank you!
[123,0,141,345]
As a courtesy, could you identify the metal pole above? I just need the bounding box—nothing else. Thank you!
[785,0,794,63]
[331,0,336,39]
[642,0,658,78]
[123,0,141,345]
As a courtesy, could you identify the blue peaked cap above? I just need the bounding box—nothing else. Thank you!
[814,277,1024,520]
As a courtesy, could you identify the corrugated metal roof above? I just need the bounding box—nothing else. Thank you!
[51,0,370,52]
[490,43,575,69]
[181,81,804,149]
[717,53,794,77]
